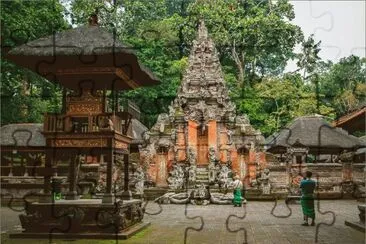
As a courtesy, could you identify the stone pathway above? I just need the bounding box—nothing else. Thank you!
[1,200,364,243]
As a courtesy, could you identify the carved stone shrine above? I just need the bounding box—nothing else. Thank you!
[139,21,265,195]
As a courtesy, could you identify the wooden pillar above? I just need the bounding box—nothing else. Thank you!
[62,88,67,114]
[40,148,53,203]
[121,146,133,200]
[9,152,14,176]
[123,153,129,192]
[103,147,115,203]
[65,151,79,200]
[22,157,29,177]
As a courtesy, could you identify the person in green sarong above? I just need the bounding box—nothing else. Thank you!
[232,175,243,207]
[300,171,316,226]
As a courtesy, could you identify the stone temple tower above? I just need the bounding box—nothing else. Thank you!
[139,21,264,188]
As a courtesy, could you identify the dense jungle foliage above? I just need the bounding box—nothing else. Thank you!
[1,0,365,137]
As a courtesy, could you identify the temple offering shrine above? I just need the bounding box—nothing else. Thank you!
[6,15,159,239]
[139,21,265,199]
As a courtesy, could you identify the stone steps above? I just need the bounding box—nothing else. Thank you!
[195,166,209,184]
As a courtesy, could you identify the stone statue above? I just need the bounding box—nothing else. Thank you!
[259,168,271,195]
[133,166,145,195]
[218,165,232,189]
[187,147,197,165]
[208,147,216,164]
[187,165,196,186]
[208,147,217,183]
[227,129,233,145]
[167,165,184,190]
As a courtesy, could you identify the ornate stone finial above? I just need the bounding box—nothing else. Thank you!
[197,20,208,40]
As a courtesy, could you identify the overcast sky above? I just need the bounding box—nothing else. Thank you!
[287,0,365,71]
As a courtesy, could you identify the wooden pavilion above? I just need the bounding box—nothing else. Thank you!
[333,105,366,135]
[6,15,159,239]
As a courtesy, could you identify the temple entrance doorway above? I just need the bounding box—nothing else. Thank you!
[197,125,208,165]
[238,148,250,183]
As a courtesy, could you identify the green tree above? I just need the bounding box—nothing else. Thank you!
[296,34,322,80]
[318,55,366,115]
[1,0,69,125]
[239,74,333,136]
[183,0,303,88]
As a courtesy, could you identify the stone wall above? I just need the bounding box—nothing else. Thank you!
[268,164,288,195]
[265,161,365,199]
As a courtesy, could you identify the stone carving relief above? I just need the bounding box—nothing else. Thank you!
[218,165,233,189]
[187,165,197,186]
[138,20,264,189]
[258,168,271,195]
[208,147,218,184]
[235,115,250,134]
[190,184,210,205]
[167,165,185,190]
[151,113,170,133]
[187,147,197,165]
[132,166,145,195]
[227,129,233,145]
[53,139,108,147]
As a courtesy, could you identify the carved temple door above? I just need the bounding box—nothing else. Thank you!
[197,126,208,165]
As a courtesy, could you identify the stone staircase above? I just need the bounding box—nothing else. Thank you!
[196,166,209,185]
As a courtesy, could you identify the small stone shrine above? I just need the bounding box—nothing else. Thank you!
[139,21,265,203]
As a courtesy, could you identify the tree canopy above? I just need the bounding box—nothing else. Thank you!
[1,0,365,137]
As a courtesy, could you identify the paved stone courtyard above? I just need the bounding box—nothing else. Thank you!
[1,200,364,244]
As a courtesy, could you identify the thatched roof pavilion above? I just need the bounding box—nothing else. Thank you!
[333,105,366,134]
[265,115,365,154]
[6,16,159,91]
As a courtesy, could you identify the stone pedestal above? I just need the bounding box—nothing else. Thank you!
[10,199,148,239]
[345,204,365,232]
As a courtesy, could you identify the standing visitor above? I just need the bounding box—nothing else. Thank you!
[300,171,316,226]
[232,175,243,207]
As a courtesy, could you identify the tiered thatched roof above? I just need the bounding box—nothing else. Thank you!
[265,116,365,154]
[6,23,159,90]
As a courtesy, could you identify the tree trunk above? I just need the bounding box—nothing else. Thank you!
[232,41,245,88]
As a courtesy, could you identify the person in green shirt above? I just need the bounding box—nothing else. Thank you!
[300,171,316,226]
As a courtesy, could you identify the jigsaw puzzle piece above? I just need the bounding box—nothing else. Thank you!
[183,202,204,244]
[3,128,43,212]
[225,205,248,244]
